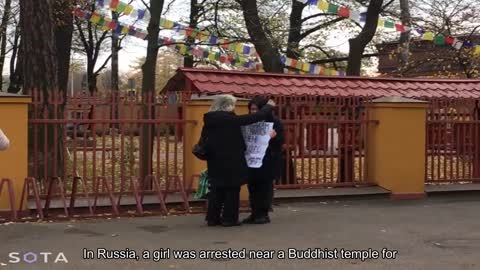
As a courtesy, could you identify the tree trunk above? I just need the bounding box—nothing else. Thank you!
[343,0,383,182]
[397,0,411,76]
[21,0,58,94]
[87,57,97,93]
[111,11,120,130]
[8,32,22,94]
[184,0,199,68]
[140,0,164,184]
[0,0,12,90]
[54,0,74,96]
[111,11,120,91]
[238,0,283,73]
[21,0,59,182]
[52,0,73,179]
[286,1,304,60]
[346,0,384,76]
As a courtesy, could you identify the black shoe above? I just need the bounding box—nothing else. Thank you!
[253,216,270,224]
[242,215,256,224]
[207,220,221,227]
[221,221,242,227]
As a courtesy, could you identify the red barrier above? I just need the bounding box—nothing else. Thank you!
[93,176,119,216]
[19,177,44,219]
[0,178,17,220]
[44,177,69,217]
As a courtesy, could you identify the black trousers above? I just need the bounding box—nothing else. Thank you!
[206,186,240,223]
[248,178,273,218]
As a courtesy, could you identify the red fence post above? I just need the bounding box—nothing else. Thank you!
[0,178,17,220]
[19,177,44,220]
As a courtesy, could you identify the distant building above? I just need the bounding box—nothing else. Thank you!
[376,35,480,78]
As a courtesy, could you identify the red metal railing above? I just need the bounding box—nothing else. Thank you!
[238,95,375,188]
[1,90,377,222]
[425,98,480,183]
[24,90,192,219]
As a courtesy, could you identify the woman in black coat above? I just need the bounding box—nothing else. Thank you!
[203,95,275,227]
[242,97,285,224]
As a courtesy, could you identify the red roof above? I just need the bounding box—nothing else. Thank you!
[163,68,480,98]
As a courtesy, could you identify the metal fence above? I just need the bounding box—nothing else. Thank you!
[240,95,375,188]
[24,90,192,219]
[425,98,480,183]
[0,90,375,222]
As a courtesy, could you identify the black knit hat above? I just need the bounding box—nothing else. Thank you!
[248,96,268,110]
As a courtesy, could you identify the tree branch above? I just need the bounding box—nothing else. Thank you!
[301,12,335,23]
[311,53,383,64]
[94,54,112,75]
[75,18,91,55]
[300,17,345,40]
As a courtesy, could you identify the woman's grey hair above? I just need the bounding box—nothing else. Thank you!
[209,95,237,112]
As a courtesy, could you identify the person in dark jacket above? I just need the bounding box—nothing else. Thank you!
[203,94,275,227]
[243,97,285,224]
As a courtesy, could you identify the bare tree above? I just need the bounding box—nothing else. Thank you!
[0,0,12,90]
[347,0,384,76]
[139,0,165,182]
[396,0,411,75]
[21,0,60,179]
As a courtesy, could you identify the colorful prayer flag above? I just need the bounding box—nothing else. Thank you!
[445,37,455,45]
[285,58,292,66]
[179,45,188,54]
[384,21,395,29]
[291,59,297,68]
[338,7,350,17]
[116,2,128,13]
[110,0,119,9]
[296,61,303,69]
[421,32,435,41]
[434,35,445,46]
[209,36,218,44]
[452,39,463,50]
[377,19,385,28]
[165,20,174,29]
[137,9,146,20]
[318,0,328,11]
[395,24,405,32]
[90,13,101,24]
[124,5,134,15]
[360,13,366,22]
[327,3,339,13]
[108,21,117,30]
[463,40,474,48]
[235,44,244,53]
[349,10,360,23]
[302,62,310,72]
[474,45,480,56]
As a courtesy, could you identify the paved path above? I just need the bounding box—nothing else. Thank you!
[1,194,480,270]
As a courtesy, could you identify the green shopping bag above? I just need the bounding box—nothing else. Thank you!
[194,170,209,200]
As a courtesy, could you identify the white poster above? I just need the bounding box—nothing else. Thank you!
[241,122,274,168]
